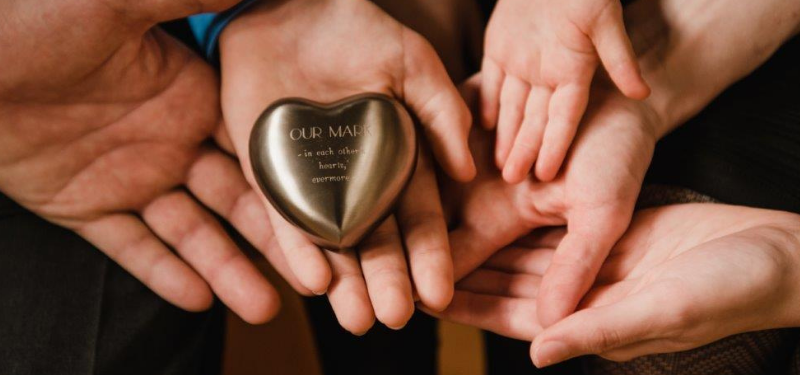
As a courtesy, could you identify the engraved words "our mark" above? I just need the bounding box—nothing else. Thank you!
[288,124,372,141]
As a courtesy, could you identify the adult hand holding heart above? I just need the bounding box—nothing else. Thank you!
[220,0,467,333]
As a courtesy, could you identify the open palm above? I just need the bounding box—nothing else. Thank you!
[0,0,297,323]
[480,0,649,183]
[444,76,659,326]
[218,0,473,333]
[434,204,800,366]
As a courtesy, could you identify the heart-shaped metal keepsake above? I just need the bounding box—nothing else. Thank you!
[249,93,417,250]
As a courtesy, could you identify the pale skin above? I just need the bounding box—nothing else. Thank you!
[442,0,800,333]
[0,0,305,324]
[423,0,800,366]
[481,0,650,184]
[219,0,474,333]
[431,204,800,367]
[445,74,657,329]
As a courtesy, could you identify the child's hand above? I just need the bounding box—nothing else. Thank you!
[218,0,467,333]
[481,0,650,183]
[444,75,658,327]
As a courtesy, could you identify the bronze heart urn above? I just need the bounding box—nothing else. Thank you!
[249,94,417,250]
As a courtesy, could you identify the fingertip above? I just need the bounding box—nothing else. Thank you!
[416,272,454,313]
[157,261,214,313]
[533,138,566,182]
[301,260,332,296]
[261,297,283,324]
[621,78,651,100]
[339,310,376,336]
[479,91,498,130]
[502,162,527,184]
[177,284,215,313]
[240,290,283,325]
[495,154,505,171]
[536,272,579,327]
[494,129,518,172]
[463,160,477,181]
[332,288,376,335]
[447,156,477,182]
[376,294,415,330]
[481,115,498,130]
[480,102,498,130]
[420,289,454,313]
[529,343,539,368]
[531,340,571,368]
[429,126,476,182]
[282,273,316,297]
[416,303,441,319]
[294,287,317,297]
[608,62,651,100]
[536,295,571,328]
[501,145,535,184]
[479,59,504,130]
[534,157,560,182]
[592,11,651,101]
[611,61,651,100]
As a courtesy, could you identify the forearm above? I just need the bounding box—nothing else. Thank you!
[624,0,800,138]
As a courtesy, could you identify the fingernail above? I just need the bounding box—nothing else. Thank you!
[385,321,408,331]
[533,341,570,368]
[350,329,369,337]
[312,288,327,296]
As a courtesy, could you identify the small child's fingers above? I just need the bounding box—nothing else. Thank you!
[495,76,530,169]
[502,85,551,184]
[534,84,589,182]
[480,58,505,130]
[591,2,650,100]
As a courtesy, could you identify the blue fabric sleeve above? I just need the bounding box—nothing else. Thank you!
[187,0,259,63]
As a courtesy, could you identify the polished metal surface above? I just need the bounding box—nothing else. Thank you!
[250,93,417,250]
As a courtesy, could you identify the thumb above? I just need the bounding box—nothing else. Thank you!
[590,1,650,100]
[401,29,476,182]
[450,217,535,281]
[531,290,662,367]
[449,188,533,281]
[536,208,628,327]
[450,226,511,281]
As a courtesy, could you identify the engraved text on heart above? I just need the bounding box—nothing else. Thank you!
[290,125,372,184]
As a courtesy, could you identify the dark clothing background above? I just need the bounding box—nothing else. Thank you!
[0,193,225,375]
[0,20,221,375]
[646,35,800,214]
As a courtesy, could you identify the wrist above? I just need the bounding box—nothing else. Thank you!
[622,0,709,139]
[623,0,800,139]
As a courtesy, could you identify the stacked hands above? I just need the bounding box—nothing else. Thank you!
[3,0,800,368]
